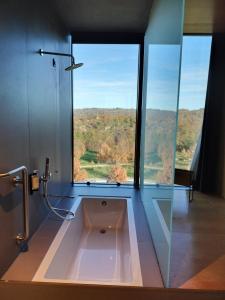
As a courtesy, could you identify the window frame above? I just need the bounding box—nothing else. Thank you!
[71,33,144,188]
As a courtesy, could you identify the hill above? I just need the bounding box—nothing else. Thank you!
[73,108,204,182]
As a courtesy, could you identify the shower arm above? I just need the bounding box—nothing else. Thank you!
[39,49,75,63]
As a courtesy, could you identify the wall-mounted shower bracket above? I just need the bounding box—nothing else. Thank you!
[12,175,23,186]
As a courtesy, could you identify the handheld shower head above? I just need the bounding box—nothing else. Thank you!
[44,157,50,180]
[41,157,50,198]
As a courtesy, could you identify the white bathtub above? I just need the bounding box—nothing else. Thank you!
[33,196,143,286]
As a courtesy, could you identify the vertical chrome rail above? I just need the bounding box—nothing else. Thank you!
[0,166,29,244]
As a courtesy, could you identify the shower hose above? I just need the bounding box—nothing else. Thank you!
[42,181,75,221]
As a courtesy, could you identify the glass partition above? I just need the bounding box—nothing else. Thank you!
[176,36,212,171]
[140,0,184,286]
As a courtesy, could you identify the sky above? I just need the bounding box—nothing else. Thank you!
[73,44,139,109]
[73,36,212,111]
[179,36,212,110]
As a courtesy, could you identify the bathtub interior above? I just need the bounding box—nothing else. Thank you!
[34,197,142,286]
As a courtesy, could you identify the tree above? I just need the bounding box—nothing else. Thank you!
[73,158,88,181]
[74,140,86,160]
[97,143,111,162]
[156,145,173,184]
[107,165,127,183]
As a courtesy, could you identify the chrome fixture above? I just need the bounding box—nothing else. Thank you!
[0,166,29,251]
[40,158,75,220]
[41,157,50,198]
[38,49,83,71]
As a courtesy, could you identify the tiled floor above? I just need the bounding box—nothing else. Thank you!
[3,186,163,287]
[171,190,225,289]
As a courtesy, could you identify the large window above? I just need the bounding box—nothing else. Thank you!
[73,44,139,184]
[176,36,212,170]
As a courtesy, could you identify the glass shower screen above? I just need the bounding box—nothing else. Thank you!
[140,0,184,286]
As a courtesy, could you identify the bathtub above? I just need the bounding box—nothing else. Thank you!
[33,196,143,286]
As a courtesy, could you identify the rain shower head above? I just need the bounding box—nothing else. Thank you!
[65,57,83,71]
[65,63,83,71]
[38,49,83,71]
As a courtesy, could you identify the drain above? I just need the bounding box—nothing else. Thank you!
[100,229,106,234]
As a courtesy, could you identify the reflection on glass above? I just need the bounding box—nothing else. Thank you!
[176,36,212,170]
[155,198,171,230]
[73,44,139,184]
[143,45,180,184]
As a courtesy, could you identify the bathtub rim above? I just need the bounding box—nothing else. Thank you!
[32,195,143,287]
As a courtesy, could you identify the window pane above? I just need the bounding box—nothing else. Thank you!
[140,0,184,287]
[142,45,181,184]
[73,44,139,184]
[176,36,212,170]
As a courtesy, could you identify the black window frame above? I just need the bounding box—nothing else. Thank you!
[71,32,144,188]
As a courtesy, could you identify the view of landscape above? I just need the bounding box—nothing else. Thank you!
[73,44,138,183]
[74,108,136,183]
[73,37,212,184]
[74,108,204,183]
[176,108,204,170]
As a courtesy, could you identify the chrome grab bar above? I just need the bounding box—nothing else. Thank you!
[0,166,29,245]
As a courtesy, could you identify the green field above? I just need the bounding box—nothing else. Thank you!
[80,150,134,182]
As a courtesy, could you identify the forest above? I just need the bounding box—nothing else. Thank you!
[73,108,204,183]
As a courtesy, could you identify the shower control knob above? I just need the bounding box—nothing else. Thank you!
[30,170,40,192]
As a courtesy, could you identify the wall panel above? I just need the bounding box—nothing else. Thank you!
[0,0,72,276]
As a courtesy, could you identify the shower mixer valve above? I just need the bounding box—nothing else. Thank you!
[30,170,40,192]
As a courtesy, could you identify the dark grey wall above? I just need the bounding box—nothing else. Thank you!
[222,104,225,199]
[197,34,225,198]
[0,0,72,275]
